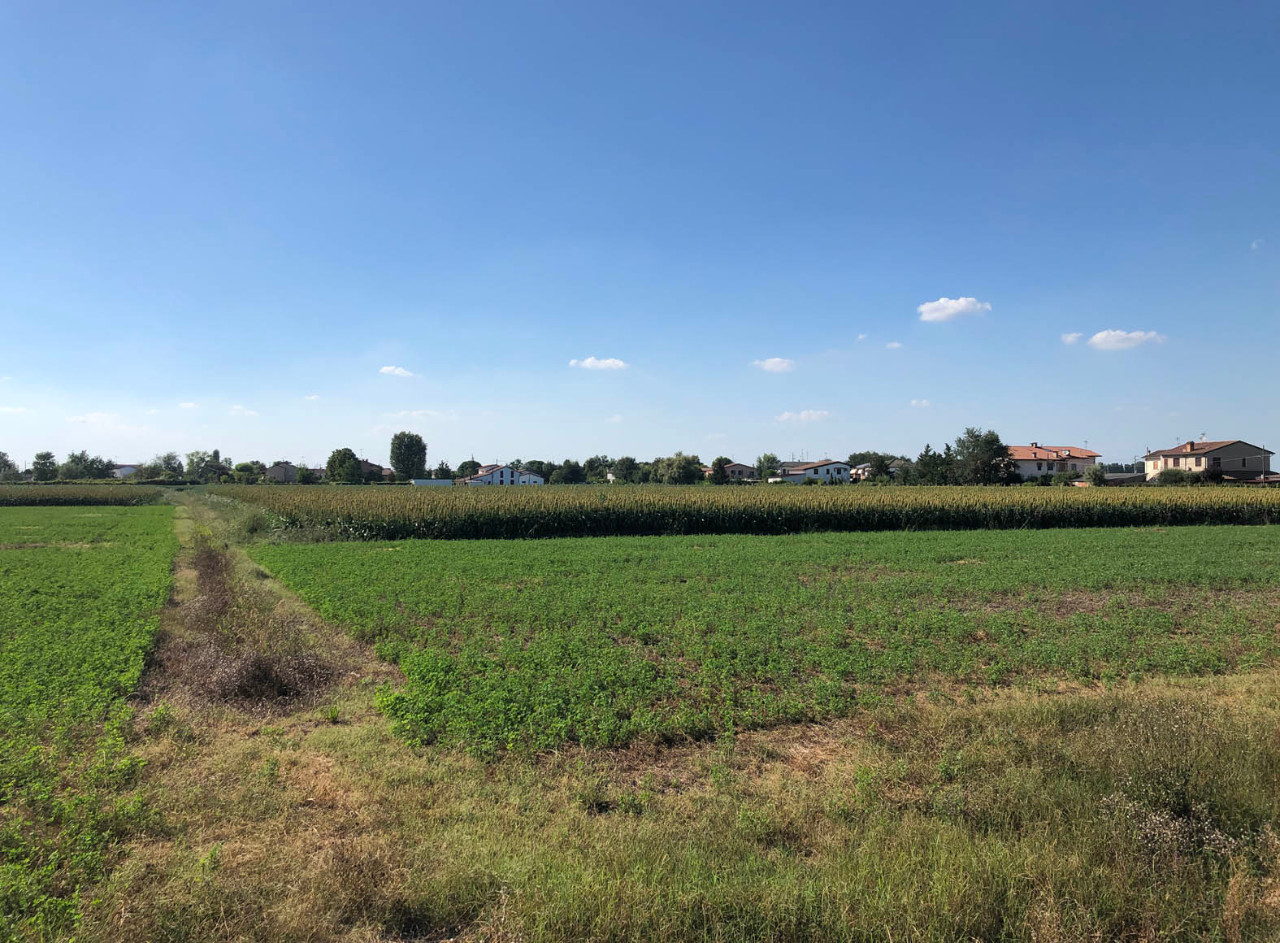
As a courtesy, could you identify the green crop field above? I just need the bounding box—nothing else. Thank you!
[251,524,1280,753]
[214,483,1280,540]
[0,506,177,938]
[0,484,163,507]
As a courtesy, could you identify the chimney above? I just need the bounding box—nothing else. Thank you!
[1029,441,1038,448]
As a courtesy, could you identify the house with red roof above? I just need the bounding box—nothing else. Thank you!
[1143,440,1273,481]
[1007,443,1101,481]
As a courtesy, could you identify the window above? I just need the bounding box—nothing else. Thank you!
[1212,457,1221,467]
[1195,457,1202,467]
[1036,462,1042,471]
[1173,457,1180,467]
[1242,458,1248,468]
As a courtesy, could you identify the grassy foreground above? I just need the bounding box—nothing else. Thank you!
[9,495,1280,941]
[252,525,1280,753]
[0,506,176,939]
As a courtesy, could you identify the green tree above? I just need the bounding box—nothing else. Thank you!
[755,453,779,481]
[233,461,266,484]
[0,452,18,482]
[58,451,114,480]
[583,455,613,483]
[915,443,957,485]
[389,431,428,480]
[326,448,364,484]
[185,450,229,483]
[654,452,703,485]
[456,459,481,479]
[708,456,731,484]
[1085,464,1108,486]
[296,466,319,484]
[953,428,1018,485]
[32,451,57,481]
[549,459,586,484]
[611,456,639,483]
[434,460,454,480]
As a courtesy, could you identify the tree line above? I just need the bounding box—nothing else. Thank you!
[2,427,1179,488]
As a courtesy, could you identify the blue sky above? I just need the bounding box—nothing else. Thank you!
[1,1,1277,469]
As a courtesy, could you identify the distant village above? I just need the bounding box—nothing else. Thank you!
[5,430,1274,488]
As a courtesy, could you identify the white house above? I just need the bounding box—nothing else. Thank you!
[411,478,454,487]
[459,464,545,486]
[773,460,851,483]
[111,463,141,479]
[1007,444,1100,481]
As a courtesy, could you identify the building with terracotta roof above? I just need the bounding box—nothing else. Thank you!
[1143,440,1273,481]
[1007,443,1101,481]
[700,461,756,480]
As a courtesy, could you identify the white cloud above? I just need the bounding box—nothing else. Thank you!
[857,333,868,342]
[304,394,320,401]
[145,409,160,415]
[0,406,27,414]
[605,413,623,423]
[229,405,259,417]
[569,356,628,370]
[68,412,119,424]
[379,365,414,377]
[179,402,197,409]
[1061,332,1083,345]
[1086,329,1165,351]
[885,341,903,350]
[751,357,795,373]
[910,399,931,408]
[386,409,442,418]
[917,296,991,323]
[776,409,831,423]
[1251,239,1263,251]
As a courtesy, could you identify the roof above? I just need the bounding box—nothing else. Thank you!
[1007,445,1100,461]
[783,460,849,472]
[1144,440,1273,459]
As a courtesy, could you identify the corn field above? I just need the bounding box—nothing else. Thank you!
[0,485,164,507]
[208,484,1280,540]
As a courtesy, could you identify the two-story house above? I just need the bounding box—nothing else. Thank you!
[1144,440,1273,480]
[1007,444,1101,481]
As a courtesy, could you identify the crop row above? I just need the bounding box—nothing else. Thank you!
[210,483,1280,539]
[0,484,163,506]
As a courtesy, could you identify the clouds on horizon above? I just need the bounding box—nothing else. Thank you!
[776,409,831,423]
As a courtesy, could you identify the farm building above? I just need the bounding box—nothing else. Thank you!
[264,461,299,483]
[111,463,141,478]
[1144,440,1274,480]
